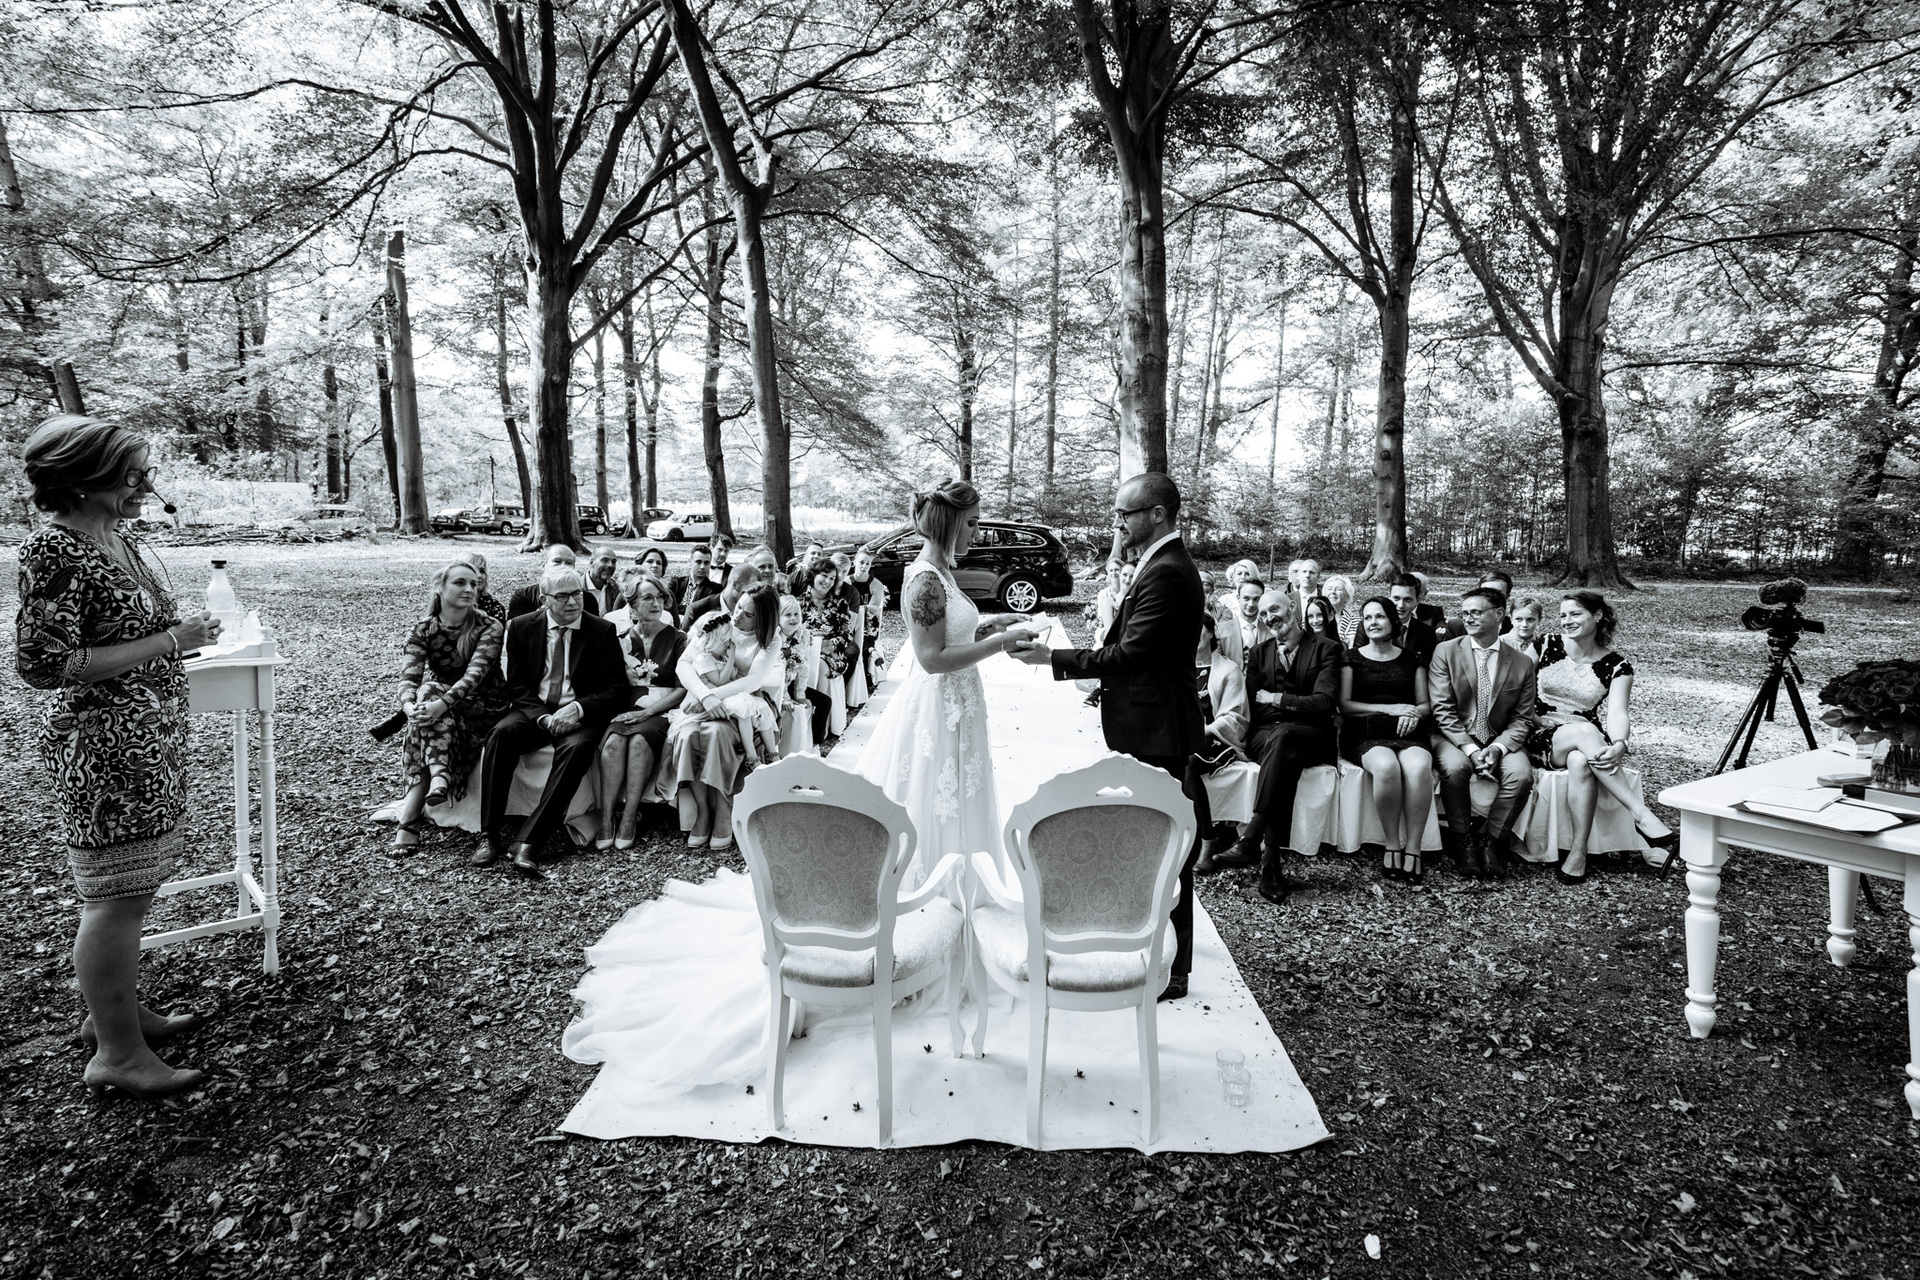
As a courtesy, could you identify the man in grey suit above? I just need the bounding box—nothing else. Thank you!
[1428,586,1537,879]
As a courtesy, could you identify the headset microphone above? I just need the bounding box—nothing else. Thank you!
[149,487,178,515]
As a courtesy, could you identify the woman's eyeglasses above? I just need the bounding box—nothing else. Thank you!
[124,467,160,490]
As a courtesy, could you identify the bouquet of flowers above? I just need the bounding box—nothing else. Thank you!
[1818,659,1920,748]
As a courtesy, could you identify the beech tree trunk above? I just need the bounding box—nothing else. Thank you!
[1833,230,1916,577]
[384,227,429,534]
[492,289,534,522]
[667,0,791,561]
[956,301,977,481]
[644,291,664,507]
[592,327,610,511]
[699,221,735,538]
[321,296,342,499]
[371,300,403,529]
[1359,78,1417,582]
[1556,314,1626,587]
[0,114,84,413]
[618,299,642,534]
[527,263,584,550]
[1044,103,1062,481]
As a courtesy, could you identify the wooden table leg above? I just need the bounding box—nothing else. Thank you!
[1682,811,1726,1039]
[1904,857,1920,1120]
[1828,867,1860,969]
[259,708,280,976]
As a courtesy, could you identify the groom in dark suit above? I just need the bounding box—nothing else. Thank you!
[1011,472,1210,1001]
[476,565,633,878]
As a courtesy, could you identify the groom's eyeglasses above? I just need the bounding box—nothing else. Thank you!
[1113,504,1157,521]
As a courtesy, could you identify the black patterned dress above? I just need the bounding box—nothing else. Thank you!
[16,526,188,902]
[801,590,856,679]
[1526,634,1634,767]
[398,613,509,800]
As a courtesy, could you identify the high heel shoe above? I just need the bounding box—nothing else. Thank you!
[1401,849,1424,885]
[84,1062,206,1100]
[389,817,423,852]
[1642,828,1681,875]
[78,1011,200,1050]
[708,830,734,851]
[423,775,450,807]
[1555,854,1590,885]
[687,831,710,849]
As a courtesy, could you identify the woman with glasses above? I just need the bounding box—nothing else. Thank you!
[16,415,222,1099]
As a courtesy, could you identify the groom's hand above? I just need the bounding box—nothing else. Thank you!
[1009,637,1053,666]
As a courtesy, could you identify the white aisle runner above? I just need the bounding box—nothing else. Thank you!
[560,638,1329,1152]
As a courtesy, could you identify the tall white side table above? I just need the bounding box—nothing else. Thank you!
[144,649,286,974]
[1659,747,1920,1119]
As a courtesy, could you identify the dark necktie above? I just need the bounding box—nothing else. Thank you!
[544,627,568,709]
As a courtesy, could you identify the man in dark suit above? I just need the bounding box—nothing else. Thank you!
[1011,472,1210,1001]
[1201,601,1342,903]
[670,543,717,618]
[1389,574,1440,665]
[507,545,602,620]
[585,546,625,616]
[1429,586,1537,879]
[475,565,633,878]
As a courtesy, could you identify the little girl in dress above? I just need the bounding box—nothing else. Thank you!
[680,612,781,764]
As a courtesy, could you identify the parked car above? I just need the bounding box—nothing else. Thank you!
[263,504,376,538]
[466,505,529,537]
[430,507,470,533]
[646,511,718,542]
[636,506,673,526]
[847,520,1075,613]
[577,505,612,536]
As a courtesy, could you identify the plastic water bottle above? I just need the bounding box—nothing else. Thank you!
[206,559,241,636]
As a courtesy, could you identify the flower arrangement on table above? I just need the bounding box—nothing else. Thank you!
[1818,659,1920,792]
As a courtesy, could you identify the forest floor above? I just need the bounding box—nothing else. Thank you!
[2,537,1917,1280]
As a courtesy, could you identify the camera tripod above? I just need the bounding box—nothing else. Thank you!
[1712,635,1819,776]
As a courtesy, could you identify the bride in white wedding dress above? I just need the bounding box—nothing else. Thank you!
[563,479,1032,1089]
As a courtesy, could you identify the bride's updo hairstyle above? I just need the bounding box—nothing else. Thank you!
[910,478,980,564]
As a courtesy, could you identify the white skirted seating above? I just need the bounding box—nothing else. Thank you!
[732,755,966,1146]
[969,756,1197,1147]
[1513,766,1656,863]
[1202,761,1444,854]
[374,751,596,842]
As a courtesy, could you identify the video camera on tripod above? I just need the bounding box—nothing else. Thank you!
[1716,578,1824,775]
[1739,577,1825,651]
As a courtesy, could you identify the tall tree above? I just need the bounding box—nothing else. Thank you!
[0,114,85,411]
[1425,0,1905,586]
[1068,0,1280,477]
[384,226,429,533]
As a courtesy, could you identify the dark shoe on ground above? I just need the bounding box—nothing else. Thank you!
[83,1060,205,1101]
[1256,850,1294,906]
[1555,854,1590,885]
[470,830,507,867]
[1157,974,1189,1002]
[78,1011,200,1050]
[1206,840,1263,872]
[509,843,548,880]
[1459,834,1489,880]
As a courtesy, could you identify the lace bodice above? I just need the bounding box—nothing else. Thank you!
[1535,634,1632,717]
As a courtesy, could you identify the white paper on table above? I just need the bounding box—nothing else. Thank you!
[1744,785,1841,813]
[1738,799,1904,834]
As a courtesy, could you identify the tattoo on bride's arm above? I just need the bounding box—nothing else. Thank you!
[908,575,947,629]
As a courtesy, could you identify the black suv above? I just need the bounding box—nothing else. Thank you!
[577,505,611,536]
[851,521,1074,613]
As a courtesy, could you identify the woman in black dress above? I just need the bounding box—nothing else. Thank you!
[1338,596,1434,883]
[391,561,510,851]
[17,415,221,1098]
[596,573,689,849]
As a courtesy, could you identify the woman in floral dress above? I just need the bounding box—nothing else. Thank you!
[390,561,510,851]
[799,560,857,742]
[1529,591,1678,881]
[16,415,221,1099]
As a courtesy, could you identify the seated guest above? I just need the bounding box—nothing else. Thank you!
[474,565,634,879]
[1507,596,1546,656]
[508,545,602,619]
[1220,574,1269,664]
[1409,572,1447,632]
[391,562,513,851]
[1092,559,1126,637]
[786,541,826,595]
[1303,593,1340,646]
[457,552,508,625]
[1189,610,1249,852]
[1531,592,1677,881]
[1199,602,1342,904]
[1257,586,1291,639]
[1219,558,1260,618]
[672,543,718,617]
[665,583,784,848]
[636,548,671,611]
[740,544,785,594]
[603,563,647,637]
[831,552,871,710]
[800,561,857,742]
[594,573,688,850]
[848,549,888,685]
[585,546,624,616]
[1389,573,1440,665]
[1428,587,1536,880]
[1286,559,1322,627]
[683,561,761,629]
[1340,597,1434,883]
[708,534,735,589]
[1446,569,1516,638]
[1321,574,1357,646]
[775,593,814,753]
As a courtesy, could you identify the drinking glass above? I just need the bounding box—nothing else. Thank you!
[1215,1047,1245,1079]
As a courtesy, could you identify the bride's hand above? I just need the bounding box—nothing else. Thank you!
[977,613,1021,637]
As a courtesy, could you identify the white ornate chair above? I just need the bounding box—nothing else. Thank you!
[732,755,966,1146]
[968,755,1196,1147]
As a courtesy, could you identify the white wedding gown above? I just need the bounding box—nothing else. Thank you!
[562,559,999,1088]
